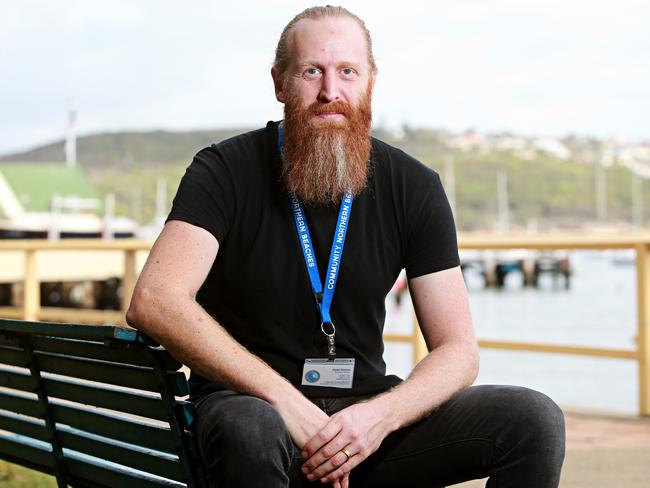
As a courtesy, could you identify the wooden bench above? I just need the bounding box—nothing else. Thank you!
[0,318,207,487]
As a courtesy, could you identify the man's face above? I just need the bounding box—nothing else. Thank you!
[275,15,375,206]
[273,16,376,120]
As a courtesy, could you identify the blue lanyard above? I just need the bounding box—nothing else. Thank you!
[289,192,353,324]
[278,123,353,331]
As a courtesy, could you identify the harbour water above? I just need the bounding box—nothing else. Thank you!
[383,250,639,414]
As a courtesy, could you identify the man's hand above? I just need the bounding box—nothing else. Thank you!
[274,392,331,448]
[273,392,351,487]
[300,398,397,484]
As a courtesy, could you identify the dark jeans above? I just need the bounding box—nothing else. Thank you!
[195,385,566,487]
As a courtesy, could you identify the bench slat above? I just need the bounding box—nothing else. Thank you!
[0,434,55,472]
[0,319,138,342]
[58,428,185,483]
[36,353,189,396]
[33,336,174,369]
[0,390,41,418]
[64,455,186,488]
[0,368,170,421]
[0,346,30,367]
[52,401,179,453]
[36,353,161,392]
[0,391,178,453]
[0,365,36,391]
[0,332,23,347]
[0,410,47,442]
[45,376,168,421]
[0,410,186,483]
[0,332,181,371]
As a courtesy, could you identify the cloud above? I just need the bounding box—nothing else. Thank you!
[1,0,648,154]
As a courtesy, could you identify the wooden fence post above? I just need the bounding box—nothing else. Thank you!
[23,249,40,321]
[412,313,429,365]
[636,244,650,417]
[122,249,137,322]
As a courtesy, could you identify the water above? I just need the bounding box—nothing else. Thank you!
[383,250,639,414]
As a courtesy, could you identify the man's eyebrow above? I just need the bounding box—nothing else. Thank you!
[338,61,362,69]
[296,61,322,69]
[297,60,363,69]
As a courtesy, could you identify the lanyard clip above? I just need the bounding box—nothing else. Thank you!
[321,322,336,361]
[327,334,336,361]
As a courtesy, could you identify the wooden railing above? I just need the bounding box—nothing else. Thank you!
[0,239,151,325]
[1,234,649,415]
[467,233,648,416]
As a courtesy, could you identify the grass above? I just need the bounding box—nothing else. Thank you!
[0,461,55,488]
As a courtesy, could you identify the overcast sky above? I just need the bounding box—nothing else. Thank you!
[1,0,648,155]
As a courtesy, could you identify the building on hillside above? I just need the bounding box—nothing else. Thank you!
[0,162,136,239]
[531,138,571,160]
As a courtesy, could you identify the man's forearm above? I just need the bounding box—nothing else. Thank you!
[127,286,336,448]
[371,340,479,433]
[127,287,296,406]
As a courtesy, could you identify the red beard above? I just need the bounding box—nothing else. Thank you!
[281,86,373,206]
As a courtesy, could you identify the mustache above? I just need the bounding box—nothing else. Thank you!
[309,100,353,117]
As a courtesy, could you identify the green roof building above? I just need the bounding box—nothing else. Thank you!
[0,162,101,220]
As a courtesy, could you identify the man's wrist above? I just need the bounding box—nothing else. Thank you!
[265,379,306,409]
[366,392,403,433]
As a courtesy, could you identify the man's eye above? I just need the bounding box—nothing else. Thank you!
[304,68,321,77]
[341,67,357,78]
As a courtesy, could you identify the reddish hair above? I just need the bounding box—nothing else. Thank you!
[273,5,376,74]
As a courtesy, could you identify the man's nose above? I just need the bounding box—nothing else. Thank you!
[317,70,341,103]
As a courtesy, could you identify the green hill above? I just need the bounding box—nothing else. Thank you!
[0,129,249,168]
[1,128,646,231]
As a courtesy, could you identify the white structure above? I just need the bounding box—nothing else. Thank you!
[65,98,77,167]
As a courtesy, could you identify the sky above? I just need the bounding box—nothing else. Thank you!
[1,0,648,156]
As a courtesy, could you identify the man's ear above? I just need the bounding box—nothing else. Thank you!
[369,68,378,95]
[271,67,285,103]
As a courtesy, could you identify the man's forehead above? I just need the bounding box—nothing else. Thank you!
[289,16,368,65]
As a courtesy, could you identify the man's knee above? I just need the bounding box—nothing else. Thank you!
[481,385,566,457]
[506,387,564,440]
[196,392,294,471]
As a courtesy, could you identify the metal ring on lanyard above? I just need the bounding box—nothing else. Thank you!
[321,322,336,337]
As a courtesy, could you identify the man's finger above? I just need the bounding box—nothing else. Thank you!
[305,449,350,481]
[302,434,351,473]
[301,419,341,458]
[321,452,365,484]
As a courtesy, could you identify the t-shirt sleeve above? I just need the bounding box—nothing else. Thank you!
[403,170,460,279]
[166,147,236,243]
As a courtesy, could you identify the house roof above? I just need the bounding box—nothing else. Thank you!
[0,162,101,219]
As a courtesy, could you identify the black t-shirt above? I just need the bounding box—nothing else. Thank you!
[167,121,459,399]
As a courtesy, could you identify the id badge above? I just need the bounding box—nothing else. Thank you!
[301,358,355,389]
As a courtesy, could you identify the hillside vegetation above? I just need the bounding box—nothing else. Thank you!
[2,128,646,231]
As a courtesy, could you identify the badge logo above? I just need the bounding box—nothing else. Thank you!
[305,370,320,383]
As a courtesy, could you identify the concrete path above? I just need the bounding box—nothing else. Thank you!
[454,409,650,487]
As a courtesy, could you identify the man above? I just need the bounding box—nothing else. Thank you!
[127,6,565,487]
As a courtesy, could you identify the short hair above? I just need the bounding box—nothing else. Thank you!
[273,5,376,74]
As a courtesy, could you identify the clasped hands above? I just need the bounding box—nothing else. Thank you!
[299,400,395,486]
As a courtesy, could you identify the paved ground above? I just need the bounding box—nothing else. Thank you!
[454,409,650,487]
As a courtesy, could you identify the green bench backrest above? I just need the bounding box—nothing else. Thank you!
[0,319,206,488]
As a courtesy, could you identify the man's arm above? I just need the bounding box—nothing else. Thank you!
[300,265,479,483]
[126,220,332,448]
